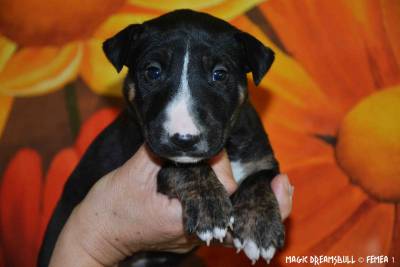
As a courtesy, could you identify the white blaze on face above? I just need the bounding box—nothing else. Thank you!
[164,46,199,136]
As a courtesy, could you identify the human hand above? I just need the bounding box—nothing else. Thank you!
[49,145,293,267]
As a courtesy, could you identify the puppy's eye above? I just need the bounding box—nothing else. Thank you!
[212,66,228,82]
[145,63,162,81]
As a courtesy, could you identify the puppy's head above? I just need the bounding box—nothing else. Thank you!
[103,9,274,163]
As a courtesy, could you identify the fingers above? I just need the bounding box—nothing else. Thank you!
[120,145,293,222]
[271,174,293,221]
[209,150,238,195]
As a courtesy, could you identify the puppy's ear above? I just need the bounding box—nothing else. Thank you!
[103,24,143,72]
[235,32,275,86]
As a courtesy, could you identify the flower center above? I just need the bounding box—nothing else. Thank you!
[336,87,400,202]
[0,0,125,46]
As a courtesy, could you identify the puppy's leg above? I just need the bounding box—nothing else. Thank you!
[230,170,284,264]
[227,103,285,264]
[158,163,233,244]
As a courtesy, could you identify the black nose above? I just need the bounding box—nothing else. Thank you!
[170,133,200,149]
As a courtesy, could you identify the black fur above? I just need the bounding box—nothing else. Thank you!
[38,9,284,267]
[235,32,275,86]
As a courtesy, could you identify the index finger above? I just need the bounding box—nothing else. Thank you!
[209,150,238,195]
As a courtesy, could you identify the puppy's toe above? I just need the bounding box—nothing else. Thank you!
[243,239,260,265]
[213,227,227,242]
[233,238,244,253]
[231,190,284,265]
[197,230,213,246]
[261,245,276,264]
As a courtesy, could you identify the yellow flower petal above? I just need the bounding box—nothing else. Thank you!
[336,86,400,202]
[0,96,13,138]
[0,36,16,72]
[80,40,126,96]
[129,0,225,10]
[0,43,82,96]
[94,13,155,40]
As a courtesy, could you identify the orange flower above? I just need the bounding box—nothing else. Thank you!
[196,1,399,266]
[0,108,119,267]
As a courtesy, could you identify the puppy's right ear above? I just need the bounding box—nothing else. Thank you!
[103,24,143,73]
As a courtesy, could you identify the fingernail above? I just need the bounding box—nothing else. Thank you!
[282,174,290,191]
[289,186,294,202]
[282,174,294,198]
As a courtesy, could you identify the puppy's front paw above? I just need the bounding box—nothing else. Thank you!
[158,164,234,245]
[231,188,284,264]
[183,188,233,245]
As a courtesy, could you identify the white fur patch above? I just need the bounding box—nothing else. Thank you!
[230,161,247,183]
[235,238,276,264]
[243,239,260,265]
[230,155,275,184]
[127,82,135,101]
[238,85,246,105]
[261,245,276,264]
[164,47,199,136]
[233,238,244,253]
[213,227,227,242]
[169,156,202,163]
[228,216,234,230]
[197,231,213,246]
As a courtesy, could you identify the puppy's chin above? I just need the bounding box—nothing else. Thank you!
[168,156,204,163]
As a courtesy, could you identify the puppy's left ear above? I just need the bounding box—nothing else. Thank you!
[103,24,143,73]
[235,32,275,86]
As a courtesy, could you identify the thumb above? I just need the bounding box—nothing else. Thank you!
[209,150,238,195]
[117,145,162,185]
[271,174,293,221]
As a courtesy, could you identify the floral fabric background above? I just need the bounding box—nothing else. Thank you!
[0,0,399,266]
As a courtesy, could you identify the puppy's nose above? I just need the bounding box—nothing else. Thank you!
[170,133,200,149]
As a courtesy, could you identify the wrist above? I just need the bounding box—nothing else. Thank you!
[49,173,141,266]
[49,206,106,267]
[65,176,138,265]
